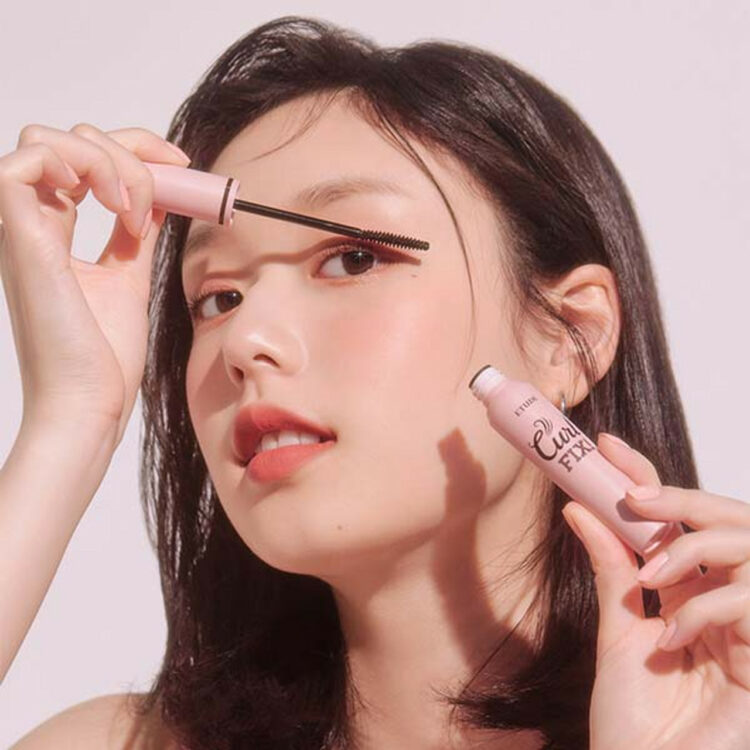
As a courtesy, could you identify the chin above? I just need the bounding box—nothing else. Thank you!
[242,534,370,578]
[220,473,443,577]
[241,517,438,583]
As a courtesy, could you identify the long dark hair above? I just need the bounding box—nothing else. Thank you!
[131,16,699,750]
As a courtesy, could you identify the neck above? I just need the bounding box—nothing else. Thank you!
[324,461,548,750]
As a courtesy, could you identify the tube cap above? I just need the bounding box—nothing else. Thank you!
[144,162,241,225]
[469,365,507,401]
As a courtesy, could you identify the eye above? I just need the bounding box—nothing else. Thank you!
[316,240,397,280]
[185,240,402,324]
[185,287,240,323]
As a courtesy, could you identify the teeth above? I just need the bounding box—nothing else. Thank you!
[255,429,323,455]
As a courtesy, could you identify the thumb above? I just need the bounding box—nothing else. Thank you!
[562,499,645,651]
[97,206,167,300]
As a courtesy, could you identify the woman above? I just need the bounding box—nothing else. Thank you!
[3,15,750,750]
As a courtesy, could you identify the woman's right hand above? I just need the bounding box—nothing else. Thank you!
[0,123,191,444]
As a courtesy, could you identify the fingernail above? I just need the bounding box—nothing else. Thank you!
[656,619,678,650]
[564,509,583,540]
[627,484,661,501]
[563,507,590,553]
[118,178,131,211]
[637,550,669,583]
[601,432,630,448]
[140,208,153,239]
[165,141,191,164]
[62,160,80,185]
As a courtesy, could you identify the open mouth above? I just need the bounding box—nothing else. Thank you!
[245,436,337,465]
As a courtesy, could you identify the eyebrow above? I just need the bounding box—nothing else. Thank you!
[181,175,411,266]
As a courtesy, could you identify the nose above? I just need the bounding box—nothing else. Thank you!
[219,271,309,387]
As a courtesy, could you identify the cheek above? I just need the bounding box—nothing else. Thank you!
[320,272,470,391]
[315,269,474,503]
[185,350,223,466]
[185,353,203,426]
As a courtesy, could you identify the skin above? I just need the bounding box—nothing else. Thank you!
[181,91,621,749]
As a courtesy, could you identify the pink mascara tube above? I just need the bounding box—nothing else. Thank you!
[469,365,700,568]
[145,162,240,225]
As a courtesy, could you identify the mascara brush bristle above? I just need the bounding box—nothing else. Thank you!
[359,229,430,251]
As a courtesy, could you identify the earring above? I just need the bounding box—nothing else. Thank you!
[559,393,568,417]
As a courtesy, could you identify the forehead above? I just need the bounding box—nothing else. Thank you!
[209,96,402,198]
[206,92,483,205]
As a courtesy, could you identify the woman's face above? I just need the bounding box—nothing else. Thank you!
[182,93,545,579]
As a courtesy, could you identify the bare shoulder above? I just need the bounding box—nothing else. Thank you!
[9,692,181,750]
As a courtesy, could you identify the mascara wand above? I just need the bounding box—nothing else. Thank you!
[143,162,430,252]
[232,198,429,251]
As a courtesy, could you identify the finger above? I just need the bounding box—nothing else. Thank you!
[69,123,146,240]
[635,526,750,588]
[0,143,82,275]
[657,572,718,623]
[89,127,188,284]
[72,123,190,241]
[656,582,750,652]
[562,500,645,650]
[625,484,750,532]
[17,124,128,216]
[596,432,662,488]
[96,206,167,304]
[596,432,687,573]
[104,125,190,165]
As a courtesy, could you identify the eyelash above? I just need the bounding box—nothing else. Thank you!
[185,239,404,323]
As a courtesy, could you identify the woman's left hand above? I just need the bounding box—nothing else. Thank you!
[561,432,750,750]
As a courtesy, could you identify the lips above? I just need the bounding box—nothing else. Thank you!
[233,403,336,465]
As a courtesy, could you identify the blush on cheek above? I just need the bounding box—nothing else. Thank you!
[321,281,463,394]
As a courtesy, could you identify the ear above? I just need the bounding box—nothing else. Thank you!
[544,263,621,407]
